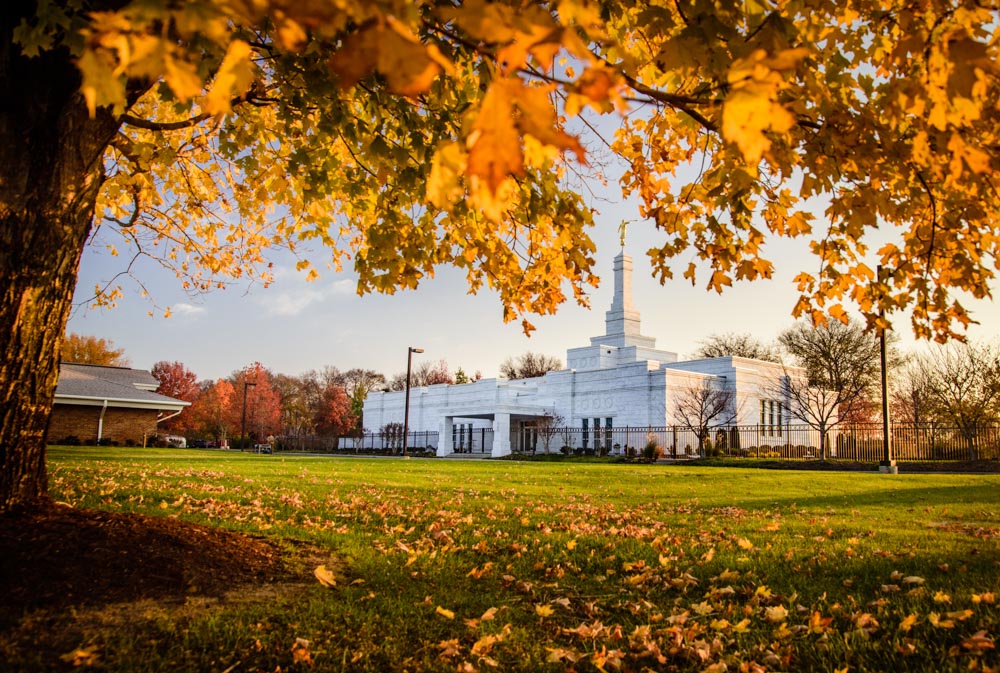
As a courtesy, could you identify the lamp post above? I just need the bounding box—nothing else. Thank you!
[876,265,897,474]
[403,346,423,457]
[240,380,257,452]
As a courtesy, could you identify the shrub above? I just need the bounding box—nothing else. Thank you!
[57,435,81,446]
[642,434,663,462]
[560,445,572,455]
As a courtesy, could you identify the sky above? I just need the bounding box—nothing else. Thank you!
[67,188,999,385]
[66,116,999,384]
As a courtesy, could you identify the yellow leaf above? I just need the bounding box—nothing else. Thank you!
[481,607,498,621]
[467,81,525,193]
[436,605,455,620]
[765,605,788,623]
[535,603,555,617]
[507,81,585,162]
[898,614,918,632]
[314,564,336,588]
[60,647,100,666]
[427,142,467,208]
[291,638,312,666]
[163,54,203,102]
[203,39,255,115]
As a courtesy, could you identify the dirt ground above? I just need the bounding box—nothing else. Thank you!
[0,502,290,630]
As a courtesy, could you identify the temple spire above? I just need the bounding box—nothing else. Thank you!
[592,252,656,349]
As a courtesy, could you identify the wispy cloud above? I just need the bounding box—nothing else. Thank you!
[173,303,207,316]
[258,289,324,316]
[329,279,356,296]
[255,275,358,317]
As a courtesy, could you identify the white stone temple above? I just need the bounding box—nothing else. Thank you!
[363,252,793,457]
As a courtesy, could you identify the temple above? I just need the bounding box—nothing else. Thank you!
[364,252,793,456]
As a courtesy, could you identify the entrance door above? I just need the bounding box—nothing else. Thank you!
[520,423,538,453]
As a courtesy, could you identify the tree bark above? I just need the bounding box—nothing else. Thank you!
[0,8,121,512]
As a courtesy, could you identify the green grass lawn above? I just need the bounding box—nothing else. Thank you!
[15,447,1000,671]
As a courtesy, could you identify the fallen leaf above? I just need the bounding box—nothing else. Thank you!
[314,564,336,588]
[292,637,313,666]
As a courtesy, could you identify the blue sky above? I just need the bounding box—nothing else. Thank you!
[67,190,999,383]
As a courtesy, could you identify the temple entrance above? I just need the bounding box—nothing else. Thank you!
[517,422,538,453]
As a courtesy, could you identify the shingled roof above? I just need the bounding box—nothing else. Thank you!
[55,363,189,410]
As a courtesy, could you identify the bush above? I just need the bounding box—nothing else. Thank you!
[642,434,663,462]
[560,446,572,456]
[705,438,722,458]
[97,437,118,446]
[57,435,81,446]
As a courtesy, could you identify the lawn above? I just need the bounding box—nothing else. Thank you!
[4,447,998,672]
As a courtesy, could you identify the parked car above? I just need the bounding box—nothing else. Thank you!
[189,439,208,448]
[164,435,186,448]
[253,443,272,454]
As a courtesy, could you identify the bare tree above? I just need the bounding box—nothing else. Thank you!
[917,341,1000,459]
[777,318,892,459]
[388,359,454,390]
[673,379,738,457]
[534,411,564,454]
[694,333,781,363]
[499,352,562,380]
[891,361,936,426]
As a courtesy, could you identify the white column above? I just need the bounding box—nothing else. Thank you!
[492,413,512,457]
[437,416,454,457]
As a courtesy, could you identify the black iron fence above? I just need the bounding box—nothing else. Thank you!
[273,423,1000,462]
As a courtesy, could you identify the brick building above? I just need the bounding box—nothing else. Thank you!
[48,363,190,445]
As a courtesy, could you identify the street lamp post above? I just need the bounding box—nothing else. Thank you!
[403,347,424,457]
[240,380,257,452]
[876,265,897,474]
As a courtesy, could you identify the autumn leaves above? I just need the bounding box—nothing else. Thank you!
[61,0,1000,340]
[46,453,1000,672]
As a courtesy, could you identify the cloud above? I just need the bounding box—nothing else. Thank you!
[329,279,356,296]
[255,276,358,316]
[258,289,324,316]
[172,303,207,316]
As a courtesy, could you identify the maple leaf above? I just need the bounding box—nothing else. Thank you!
[291,638,313,667]
[961,631,995,655]
[898,614,919,633]
[437,639,461,659]
[313,564,336,588]
[467,80,525,193]
[764,605,788,623]
[436,605,456,620]
[60,647,100,667]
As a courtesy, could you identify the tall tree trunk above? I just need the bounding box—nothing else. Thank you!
[0,9,120,513]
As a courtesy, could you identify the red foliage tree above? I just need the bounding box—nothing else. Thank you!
[151,361,201,433]
[314,385,356,437]
[232,362,282,443]
[188,379,235,443]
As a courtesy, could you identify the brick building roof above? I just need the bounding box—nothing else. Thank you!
[55,363,189,410]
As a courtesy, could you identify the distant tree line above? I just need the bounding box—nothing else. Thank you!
[691,324,999,459]
[133,346,559,444]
